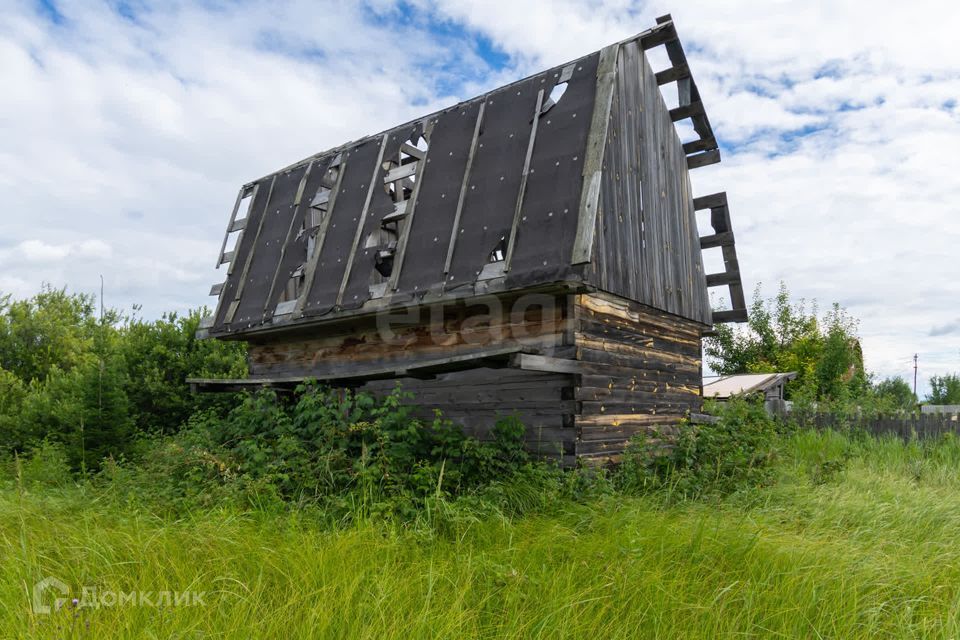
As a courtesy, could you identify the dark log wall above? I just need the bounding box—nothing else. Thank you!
[591,39,711,326]
[572,293,704,464]
[360,369,576,465]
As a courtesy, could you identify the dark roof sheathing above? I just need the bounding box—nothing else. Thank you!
[210,50,600,336]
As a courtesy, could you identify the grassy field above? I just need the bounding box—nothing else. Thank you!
[4,430,960,638]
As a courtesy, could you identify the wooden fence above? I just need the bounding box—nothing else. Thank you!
[791,412,960,439]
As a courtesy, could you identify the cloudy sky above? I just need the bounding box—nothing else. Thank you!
[1,0,958,393]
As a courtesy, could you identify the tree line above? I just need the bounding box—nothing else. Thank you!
[0,286,246,470]
[1,283,957,474]
[704,283,958,412]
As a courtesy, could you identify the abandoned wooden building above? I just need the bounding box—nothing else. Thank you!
[192,14,748,465]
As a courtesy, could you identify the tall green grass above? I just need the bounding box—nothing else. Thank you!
[4,430,960,638]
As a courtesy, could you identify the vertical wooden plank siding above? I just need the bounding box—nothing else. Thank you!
[593,40,710,326]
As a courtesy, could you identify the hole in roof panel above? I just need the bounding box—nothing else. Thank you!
[374,248,395,278]
[277,264,306,304]
[540,81,568,115]
[488,237,506,263]
[549,81,567,104]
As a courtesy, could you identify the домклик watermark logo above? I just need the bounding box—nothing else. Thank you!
[32,576,205,615]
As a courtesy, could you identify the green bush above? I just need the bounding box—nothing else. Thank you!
[617,397,778,499]
[99,384,543,520]
[119,309,246,435]
[0,440,74,489]
[0,287,246,468]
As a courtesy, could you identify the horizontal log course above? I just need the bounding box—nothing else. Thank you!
[577,348,701,375]
[575,317,701,353]
[576,412,685,428]
[579,400,691,415]
[574,294,703,340]
[576,375,700,397]
[576,387,699,405]
[578,421,682,442]
[248,299,572,377]
[575,334,699,367]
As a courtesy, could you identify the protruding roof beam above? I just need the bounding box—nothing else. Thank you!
[648,14,721,171]
[694,191,747,323]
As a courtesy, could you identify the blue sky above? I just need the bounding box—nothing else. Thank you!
[1,0,958,395]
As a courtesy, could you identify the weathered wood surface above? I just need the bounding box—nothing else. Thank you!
[215,283,710,466]
[361,368,577,462]
[248,294,572,379]
[590,39,710,326]
[572,292,702,464]
[208,16,741,341]
[794,413,960,439]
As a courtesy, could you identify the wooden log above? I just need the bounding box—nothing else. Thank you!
[687,149,721,169]
[655,63,690,85]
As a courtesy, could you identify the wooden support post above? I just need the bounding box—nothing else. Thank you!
[504,87,545,272]
[294,157,346,316]
[444,100,486,275]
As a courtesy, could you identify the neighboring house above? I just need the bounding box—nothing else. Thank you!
[703,373,797,415]
[921,405,960,419]
[190,15,748,465]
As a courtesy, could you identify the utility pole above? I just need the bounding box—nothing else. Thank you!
[98,275,104,431]
[913,353,918,400]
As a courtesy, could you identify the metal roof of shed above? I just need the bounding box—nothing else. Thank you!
[703,373,797,399]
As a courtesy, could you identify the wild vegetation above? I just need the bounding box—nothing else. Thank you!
[706,282,926,414]
[1,284,959,638]
[8,427,960,638]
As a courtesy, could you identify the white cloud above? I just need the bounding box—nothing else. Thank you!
[17,240,72,262]
[5,239,112,263]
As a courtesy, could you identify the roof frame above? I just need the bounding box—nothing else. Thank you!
[648,14,721,170]
[694,192,748,323]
